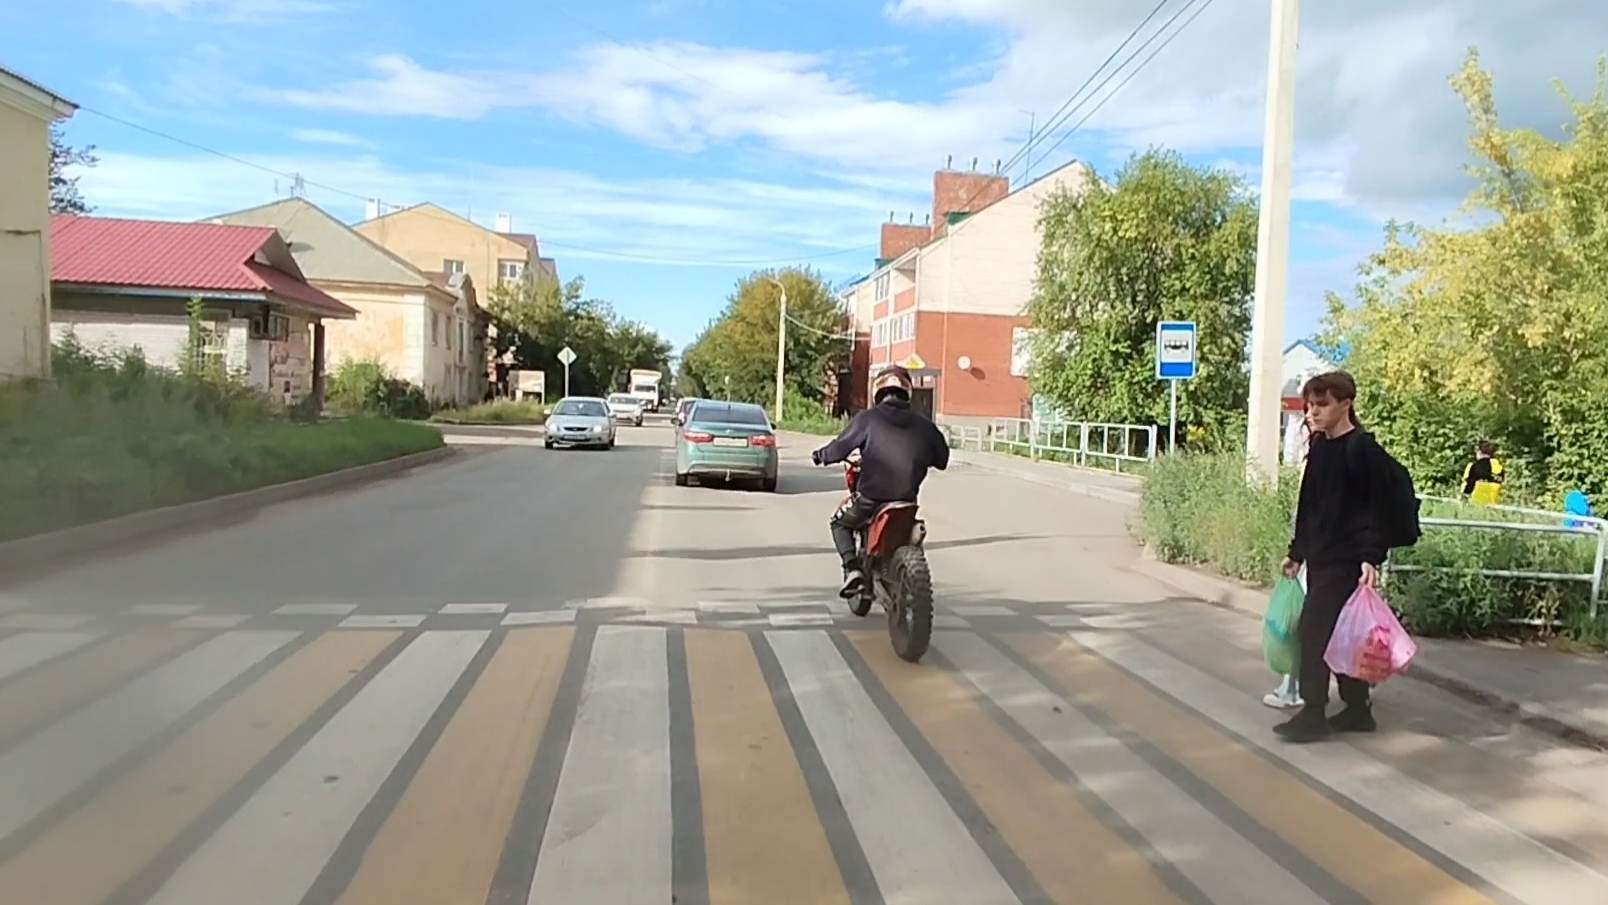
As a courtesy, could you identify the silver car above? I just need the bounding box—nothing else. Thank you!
[606,393,645,427]
[543,397,617,450]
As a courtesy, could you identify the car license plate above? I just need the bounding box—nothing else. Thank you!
[712,437,747,447]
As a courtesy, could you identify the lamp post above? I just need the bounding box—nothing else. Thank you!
[1244,0,1301,484]
[768,276,788,422]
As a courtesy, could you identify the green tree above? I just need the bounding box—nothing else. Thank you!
[1320,48,1608,499]
[49,125,98,215]
[680,267,849,407]
[1024,149,1259,449]
[487,273,672,398]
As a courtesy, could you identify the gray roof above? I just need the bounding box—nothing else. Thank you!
[207,198,435,289]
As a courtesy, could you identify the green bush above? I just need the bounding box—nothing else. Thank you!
[777,394,844,436]
[0,339,444,543]
[326,359,433,420]
[1137,452,1606,644]
[431,399,547,424]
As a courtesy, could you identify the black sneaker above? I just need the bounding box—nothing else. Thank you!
[838,569,866,598]
[1329,705,1377,734]
[1274,707,1333,743]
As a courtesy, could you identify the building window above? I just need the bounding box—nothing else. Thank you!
[888,312,914,344]
[431,312,440,346]
[874,272,891,300]
[446,316,453,350]
[443,259,465,275]
[498,259,525,282]
[872,321,889,347]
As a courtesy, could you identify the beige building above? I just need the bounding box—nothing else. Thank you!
[352,203,557,308]
[0,67,77,381]
[209,198,488,405]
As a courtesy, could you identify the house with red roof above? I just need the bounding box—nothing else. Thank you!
[49,214,356,404]
[0,66,77,383]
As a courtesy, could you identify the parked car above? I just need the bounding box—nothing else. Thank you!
[674,400,778,491]
[606,393,645,426]
[544,397,616,450]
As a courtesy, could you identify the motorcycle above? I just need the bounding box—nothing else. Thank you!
[841,455,934,663]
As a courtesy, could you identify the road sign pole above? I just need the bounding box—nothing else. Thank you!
[1169,379,1178,455]
[563,362,570,397]
[556,345,577,398]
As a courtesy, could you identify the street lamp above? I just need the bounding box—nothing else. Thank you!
[1244,0,1301,484]
[767,276,787,422]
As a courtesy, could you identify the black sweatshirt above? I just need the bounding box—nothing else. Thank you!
[814,398,950,502]
[1288,429,1389,567]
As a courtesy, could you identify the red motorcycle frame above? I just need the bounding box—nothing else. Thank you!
[843,458,933,663]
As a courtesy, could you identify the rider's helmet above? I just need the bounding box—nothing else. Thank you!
[872,364,914,404]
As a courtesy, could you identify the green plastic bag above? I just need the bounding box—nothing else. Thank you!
[1262,577,1304,675]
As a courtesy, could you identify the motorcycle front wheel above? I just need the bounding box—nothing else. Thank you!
[886,545,934,662]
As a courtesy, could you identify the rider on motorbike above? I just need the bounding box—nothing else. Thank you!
[811,365,950,598]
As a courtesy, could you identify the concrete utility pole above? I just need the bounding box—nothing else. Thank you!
[1244,0,1300,484]
[769,277,788,422]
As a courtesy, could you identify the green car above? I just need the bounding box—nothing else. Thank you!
[674,400,779,491]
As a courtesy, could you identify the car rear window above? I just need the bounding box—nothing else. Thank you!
[553,400,607,417]
[693,403,769,425]
[608,395,636,404]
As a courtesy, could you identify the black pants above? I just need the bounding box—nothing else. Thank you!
[831,495,882,569]
[1298,561,1372,711]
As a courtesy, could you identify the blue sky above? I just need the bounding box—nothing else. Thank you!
[4,0,1600,351]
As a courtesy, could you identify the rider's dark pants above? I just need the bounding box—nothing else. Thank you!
[831,494,882,569]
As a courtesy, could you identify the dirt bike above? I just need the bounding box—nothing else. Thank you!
[841,457,934,663]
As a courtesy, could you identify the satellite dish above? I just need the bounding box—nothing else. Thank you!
[957,355,972,370]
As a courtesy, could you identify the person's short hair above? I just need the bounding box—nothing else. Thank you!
[1300,370,1357,403]
[1477,440,1498,457]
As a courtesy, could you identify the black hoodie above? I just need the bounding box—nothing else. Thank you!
[815,398,950,502]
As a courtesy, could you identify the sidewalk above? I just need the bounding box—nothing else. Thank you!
[957,444,1608,751]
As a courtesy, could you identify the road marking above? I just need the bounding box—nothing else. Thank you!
[127,604,205,617]
[0,631,298,844]
[685,630,851,905]
[144,631,487,905]
[764,630,1020,905]
[0,613,94,630]
[939,632,1328,905]
[948,605,1014,616]
[338,614,426,629]
[438,603,508,615]
[336,628,573,905]
[0,630,202,751]
[527,625,672,905]
[272,603,357,616]
[768,613,834,627]
[502,610,577,626]
[1069,629,1608,904]
[0,632,100,683]
[1010,632,1502,905]
[850,634,1189,905]
[0,631,396,905]
[697,601,760,614]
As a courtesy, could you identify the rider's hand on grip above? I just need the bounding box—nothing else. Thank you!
[811,448,825,466]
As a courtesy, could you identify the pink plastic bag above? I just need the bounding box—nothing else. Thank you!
[1323,585,1417,683]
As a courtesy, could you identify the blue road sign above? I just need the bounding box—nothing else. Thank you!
[1155,321,1197,380]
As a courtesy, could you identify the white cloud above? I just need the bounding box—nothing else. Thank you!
[76,150,900,270]
[289,128,375,148]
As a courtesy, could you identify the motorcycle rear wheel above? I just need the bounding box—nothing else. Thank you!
[886,545,933,662]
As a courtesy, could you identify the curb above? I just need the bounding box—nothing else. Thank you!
[949,450,1141,506]
[1131,550,1608,752]
[0,446,457,583]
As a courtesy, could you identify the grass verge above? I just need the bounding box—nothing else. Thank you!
[431,399,548,425]
[1,340,445,544]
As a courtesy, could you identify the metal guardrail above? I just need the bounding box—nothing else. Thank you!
[944,417,1157,472]
[1385,495,1607,621]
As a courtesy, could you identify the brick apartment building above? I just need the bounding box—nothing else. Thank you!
[840,158,1094,426]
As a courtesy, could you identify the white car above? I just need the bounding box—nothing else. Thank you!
[544,397,616,450]
[606,393,645,427]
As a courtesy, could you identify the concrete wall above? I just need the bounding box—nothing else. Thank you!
[354,207,534,310]
[0,102,52,381]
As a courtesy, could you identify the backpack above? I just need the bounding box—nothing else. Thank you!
[1348,432,1422,550]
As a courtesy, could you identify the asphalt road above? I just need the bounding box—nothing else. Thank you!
[1,418,1606,905]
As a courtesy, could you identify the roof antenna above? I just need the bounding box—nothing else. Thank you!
[970,157,978,171]
[907,212,914,224]
[995,159,1002,174]
[945,154,952,169]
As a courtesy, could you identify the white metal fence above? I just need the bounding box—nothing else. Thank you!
[944,417,1158,472]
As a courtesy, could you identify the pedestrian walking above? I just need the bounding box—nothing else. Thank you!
[1461,441,1504,506]
[1275,370,1419,743]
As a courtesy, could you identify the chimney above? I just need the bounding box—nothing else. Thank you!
[364,198,380,220]
[931,167,1011,238]
[495,212,512,233]
[879,221,930,261]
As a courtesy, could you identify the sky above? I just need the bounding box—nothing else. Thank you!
[4,0,1606,351]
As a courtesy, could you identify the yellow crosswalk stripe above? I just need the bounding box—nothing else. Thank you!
[850,633,1188,905]
[334,627,574,905]
[686,629,852,905]
[0,630,396,905]
[0,630,201,748]
[1008,632,1505,905]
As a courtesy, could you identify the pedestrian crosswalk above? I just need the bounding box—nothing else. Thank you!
[0,622,1601,905]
